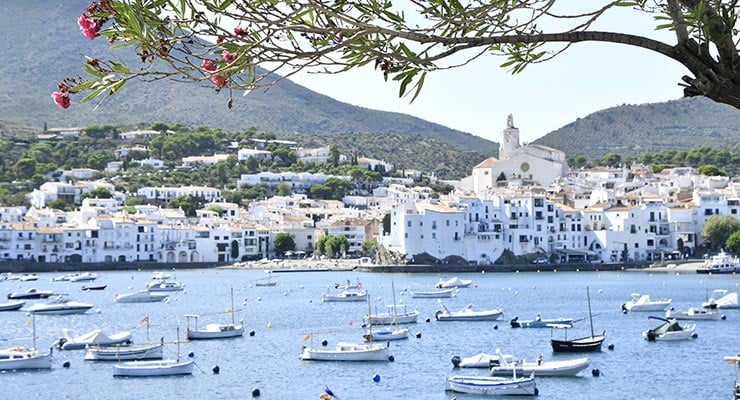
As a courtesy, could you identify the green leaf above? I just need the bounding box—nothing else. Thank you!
[109,61,131,74]
[82,64,105,79]
[109,79,126,95]
[80,87,107,104]
[67,80,96,93]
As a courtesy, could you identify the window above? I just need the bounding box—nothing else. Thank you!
[432,221,436,230]
[407,221,411,227]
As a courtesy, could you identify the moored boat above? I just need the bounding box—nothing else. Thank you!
[643,317,697,341]
[322,289,368,302]
[702,289,740,309]
[113,358,194,376]
[451,353,515,368]
[696,251,740,274]
[85,342,164,361]
[363,325,409,341]
[300,340,391,361]
[489,355,590,377]
[7,288,54,300]
[407,287,455,298]
[27,295,94,315]
[435,301,503,321]
[185,288,244,340]
[115,290,168,303]
[551,287,605,353]
[445,373,538,396]
[665,307,719,320]
[435,276,473,288]
[0,347,53,370]
[0,300,25,311]
[510,315,574,328]
[366,304,419,325]
[56,328,133,350]
[621,293,672,312]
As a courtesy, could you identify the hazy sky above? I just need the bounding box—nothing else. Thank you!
[285,3,688,144]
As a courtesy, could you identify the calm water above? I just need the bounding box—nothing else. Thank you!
[1,268,738,400]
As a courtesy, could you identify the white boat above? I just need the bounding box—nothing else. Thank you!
[300,341,390,361]
[435,301,503,321]
[697,251,740,274]
[702,289,740,309]
[69,272,99,282]
[0,300,25,311]
[27,295,94,315]
[52,273,79,282]
[621,293,672,312]
[85,342,164,361]
[724,355,740,400]
[452,352,515,368]
[366,303,419,325]
[146,279,185,292]
[510,315,575,328]
[408,287,455,298]
[0,314,52,370]
[363,325,409,341]
[643,317,697,341]
[185,288,244,340]
[7,288,54,299]
[115,290,169,303]
[150,271,172,281]
[435,276,473,288]
[322,289,368,302]
[489,355,590,377]
[255,271,278,287]
[665,307,719,321]
[56,328,133,350]
[19,273,40,281]
[112,327,193,376]
[445,373,538,396]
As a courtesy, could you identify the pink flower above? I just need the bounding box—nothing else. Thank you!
[201,59,217,72]
[234,27,247,36]
[222,50,237,63]
[211,75,228,88]
[77,14,98,40]
[52,92,70,109]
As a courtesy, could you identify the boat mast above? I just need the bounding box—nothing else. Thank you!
[230,287,235,325]
[391,280,400,328]
[586,286,595,338]
[32,312,37,351]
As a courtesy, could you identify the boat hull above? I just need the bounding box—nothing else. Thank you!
[0,350,53,370]
[300,342,390,361]
[187,325,244,340]
[28,304,93,315]
[436,309,503,321]
[490,358,590,377]
[366,311,419,325]
[113,359,194,376]
[0,301,25,311]
[511,317,574,328]
[409,288,454,298]
[115,292,168,303]
[364,327,409,341]
[85,344,164,361]
[445,375,538,396]
[551,334,605,353]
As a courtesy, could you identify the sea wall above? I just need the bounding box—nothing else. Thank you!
[0,260,225,273]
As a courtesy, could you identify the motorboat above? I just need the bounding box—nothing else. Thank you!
[0,300,25,311]
[149,271,172,281]
[510,315,574,328]
[85,342,164,361]
[19,273,40,281]
[52,273,79,282]
[366,304,419,325]
[621,293,672,312]
[363,325,409,341]
[81,284,107,291]
[115,290,169,303]
[724,355,740,400]
[407,287,455,298]
[300,340,391,361]
[27,295,94,315]
[322,289,368,302]
[665,307,719,321]
[146,279,185,292]
[7,288,54,300]
[445,373,538,396]
[0,346,53,370]
[113,358,194,376]
[451,353,515,368]
[696,251,740,274]
[643,317,697,341]
[702,289,740,309]
[551,287,605,353]
[55,328,133,350]
[435,301,503,321]
[489,355,590,377]
[435,276,473,288]
[69,272,99,282]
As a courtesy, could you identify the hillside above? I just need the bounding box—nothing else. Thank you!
[535,97,740,159]
[0,0,496,157]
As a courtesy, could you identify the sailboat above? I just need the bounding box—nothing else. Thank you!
[363,281,409,341]
[112,327,193,376]
[185,287,244,340]
[550,287,605,353]
[255,270,278,287]
[0,314,53,370]
[85,317,164,361]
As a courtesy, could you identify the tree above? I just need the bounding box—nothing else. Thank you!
[275,182,292,196]
[601,153,622,167]
[81,187,113,200]
[697,164,727,176]
[59,1,740,111]
[361,239,379,257]
[167,195,197,217]
[702,215,740,250]
[726,231,740,254]
[274,232,297,256]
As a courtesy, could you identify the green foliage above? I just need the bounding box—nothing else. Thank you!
[47,198,73,211]
[382,213,391,235]
[81,187,113,200]
[702,215,740,249]
[275,182,291,196]
[697,164,727,176]
[167,195,196,217]
[316,235,351,258]
[726,231,740,255]
[361,239,379,257]
[274,232,297,255]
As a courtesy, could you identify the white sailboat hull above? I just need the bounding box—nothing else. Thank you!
[113,359,194,376]
[300,342,390,361]
[85,343,164,361]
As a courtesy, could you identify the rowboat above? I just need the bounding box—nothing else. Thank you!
[445,373,538,396]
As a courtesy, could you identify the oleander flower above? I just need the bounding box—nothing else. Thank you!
[52,92,70,109]
[211,75,227,88]
[234,27,247,36]
[222,50,237,63]
[77,14,98,40]
[201,59,217,72]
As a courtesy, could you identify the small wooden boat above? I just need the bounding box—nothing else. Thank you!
[322,289,368,302]
[445,373,538,396]
[0,300,25,311]
[185,288,244,340]
[85,342,163,361]
[0,314,52,370]
[407,287,454,298]
[366,304,419,325]
[300,340,390,361]
[435,301,503,321]
[112,327,192,376]
[510,315,574,328]
[451,353,514,368]
[551,287,605,353]
[435,276,473,288]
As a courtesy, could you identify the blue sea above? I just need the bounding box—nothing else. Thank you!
[1,268,738,400]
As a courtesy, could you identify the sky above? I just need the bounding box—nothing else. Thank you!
[282,3,689,144]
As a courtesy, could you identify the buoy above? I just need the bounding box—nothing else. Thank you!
[249,330,256,336]
[388,355,395,362]
[212,365,220,374]
[425,318,431,323]
[451,356,461,368]
[607,343,615,350]
[188,351,195,358]
[493,324,498,330]
[721,314,726,320]
[692,333,698,339]
[252,388,261,397]
[592,368,601,377]
[62,361,71,368]
[415,332,422,338]
[321,339,328,346]
[373,373,381,382]
[267,322,272,328]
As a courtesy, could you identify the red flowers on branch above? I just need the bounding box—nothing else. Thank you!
[52,92,70,109]
[77,14,99,40]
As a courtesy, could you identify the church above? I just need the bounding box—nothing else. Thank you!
[461,115,569,193]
